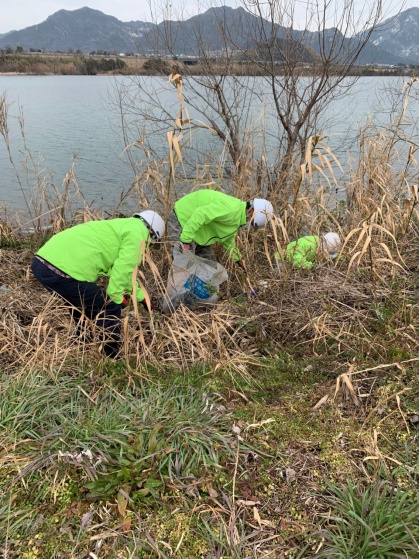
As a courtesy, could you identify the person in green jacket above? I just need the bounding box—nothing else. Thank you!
[276,232,341,270]
[31,211,165,358]
[167,190,274,271]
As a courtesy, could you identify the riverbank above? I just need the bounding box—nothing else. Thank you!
[1,69,419,555]
[0,52,418,76]
[1,182,419,556]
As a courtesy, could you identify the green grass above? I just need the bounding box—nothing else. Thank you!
[2,353,419,558]
[0,370,237,491]
[303,479,419,559]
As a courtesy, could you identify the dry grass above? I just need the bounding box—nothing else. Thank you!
[1,195,418,378]
[0,75,419,384]
[1,76,419,558]
[2,82,419,376]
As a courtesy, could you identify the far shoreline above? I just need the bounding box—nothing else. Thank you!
[0,53,418,78]
[1,70,418,78]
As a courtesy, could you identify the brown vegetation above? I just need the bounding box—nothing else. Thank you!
[1,173,418,374]
[1,65,419,557]
[0,52,417,77]
[1,129,419,556]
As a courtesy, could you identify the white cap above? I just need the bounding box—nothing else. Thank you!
[322,232,341,258]
[133,210,165,242]
[252,198,274,228]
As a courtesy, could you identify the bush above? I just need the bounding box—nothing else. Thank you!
[76,56,126,75]
[143,57,171,74]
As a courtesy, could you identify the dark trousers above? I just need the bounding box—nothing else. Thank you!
[31,258,122,358]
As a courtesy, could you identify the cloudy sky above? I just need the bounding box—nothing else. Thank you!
[1,0,418,34]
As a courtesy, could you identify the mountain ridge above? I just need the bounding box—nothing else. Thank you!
[0,6,417,65]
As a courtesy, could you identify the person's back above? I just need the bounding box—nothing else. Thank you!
[174,190,246,248]
[284,235,319,269]
[37,218,149,287]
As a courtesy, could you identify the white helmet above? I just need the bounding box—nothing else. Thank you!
[252,198,274,228]
[322,232,341,258]
[133,210,165,242]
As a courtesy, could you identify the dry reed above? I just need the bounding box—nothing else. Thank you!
[1,77,418,391]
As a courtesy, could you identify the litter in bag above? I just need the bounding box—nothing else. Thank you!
[161,245,228,314]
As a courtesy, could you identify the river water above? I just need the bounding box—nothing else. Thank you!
[0,74,418,215]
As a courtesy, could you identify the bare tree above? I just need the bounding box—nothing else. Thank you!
[114,0,387,204]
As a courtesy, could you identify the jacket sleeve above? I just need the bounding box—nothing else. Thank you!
[179,203,227,243]
[106,227,147,303]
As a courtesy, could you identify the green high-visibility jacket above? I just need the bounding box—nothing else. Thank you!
[174,190,247,261]
[36,218,150,304]
[277,235,320,269]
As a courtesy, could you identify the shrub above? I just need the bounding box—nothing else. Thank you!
[143,57,171,74]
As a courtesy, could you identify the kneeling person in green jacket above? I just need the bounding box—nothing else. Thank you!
[168,189,274,272]
[276,232,341,270]
[31,211,165,358]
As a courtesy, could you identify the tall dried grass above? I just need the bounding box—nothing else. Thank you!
[1,79,419,379]
[2,72,419,559]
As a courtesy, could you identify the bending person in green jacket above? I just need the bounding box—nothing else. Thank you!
[31,211,165,358]
[167,189,274,272]
[276,232,341,270]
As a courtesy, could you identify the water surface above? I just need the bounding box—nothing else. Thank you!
[0,75,417,214]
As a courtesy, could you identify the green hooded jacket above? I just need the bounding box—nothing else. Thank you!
[174,190,247,261]
[36,218,150,304]
[277,235,320,269]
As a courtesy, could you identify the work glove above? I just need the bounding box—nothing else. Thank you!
[121,295,129,308]
[140,298,153,311]
[182,243,191,252]
[243,288,259,298]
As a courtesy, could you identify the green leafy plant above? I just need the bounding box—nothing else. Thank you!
[85,384,236,501]
[0,371,236,504]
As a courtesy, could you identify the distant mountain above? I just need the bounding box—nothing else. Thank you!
[0,5,418,65]
[135,6,322,62]
[149,6,259,56]
[363,8,419,63]
[0,7,153,53]
[298,26,414,66]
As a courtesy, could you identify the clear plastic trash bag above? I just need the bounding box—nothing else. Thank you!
[161,244,228,315]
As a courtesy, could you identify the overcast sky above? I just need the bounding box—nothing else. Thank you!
[1,0,418,34]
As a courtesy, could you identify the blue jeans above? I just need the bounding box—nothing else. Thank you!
[31,258,122,358]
